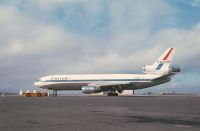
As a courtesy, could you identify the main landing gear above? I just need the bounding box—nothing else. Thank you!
[108,93,118,96]
[107,89,118,96]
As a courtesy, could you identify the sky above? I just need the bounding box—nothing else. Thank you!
[0,0,200,93]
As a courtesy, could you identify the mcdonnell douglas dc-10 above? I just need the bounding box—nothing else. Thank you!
[34,48,180,96]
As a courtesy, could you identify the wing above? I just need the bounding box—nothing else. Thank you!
[88,81,130,91]
[87,80,151,92]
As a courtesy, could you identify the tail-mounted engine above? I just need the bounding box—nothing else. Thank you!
[143,65,180,75]
[170,65,181,73]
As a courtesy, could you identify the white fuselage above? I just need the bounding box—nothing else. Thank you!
[34,74,164,91]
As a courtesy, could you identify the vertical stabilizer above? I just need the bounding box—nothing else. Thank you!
[143,48,175,75]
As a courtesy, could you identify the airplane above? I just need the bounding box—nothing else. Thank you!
[34,48,180,96]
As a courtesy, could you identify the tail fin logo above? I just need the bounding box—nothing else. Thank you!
[155,48,173,70]
[156,63,163,70]
[163,48,173,60]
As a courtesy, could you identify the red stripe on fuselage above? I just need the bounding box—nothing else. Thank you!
[163,48,173,60]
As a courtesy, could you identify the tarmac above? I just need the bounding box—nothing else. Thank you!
[0,95,200,131]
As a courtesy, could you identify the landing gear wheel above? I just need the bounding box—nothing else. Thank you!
[108,93,118,96]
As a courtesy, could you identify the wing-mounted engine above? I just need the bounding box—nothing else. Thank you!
[82,86,102,94]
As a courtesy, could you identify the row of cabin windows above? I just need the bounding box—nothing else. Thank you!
[51,77,68,80]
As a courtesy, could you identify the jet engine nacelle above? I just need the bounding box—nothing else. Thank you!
[143,65,181,75]
[82,86,101,94]
[170,66,181,73]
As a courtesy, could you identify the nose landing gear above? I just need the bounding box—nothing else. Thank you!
[53,90,57,96]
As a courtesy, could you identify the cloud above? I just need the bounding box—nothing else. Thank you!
[109,0,175,33]
[151,24,200,71]
[175,0,200,7]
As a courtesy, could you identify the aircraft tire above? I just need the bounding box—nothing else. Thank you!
[108,93,118,96]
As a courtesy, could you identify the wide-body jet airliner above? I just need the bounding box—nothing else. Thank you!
[34,48,180,96]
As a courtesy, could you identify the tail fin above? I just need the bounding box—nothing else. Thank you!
[143,48,175,75]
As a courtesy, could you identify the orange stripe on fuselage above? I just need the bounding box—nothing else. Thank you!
[163,48,173,60]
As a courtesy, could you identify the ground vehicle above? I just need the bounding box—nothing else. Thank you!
[19,90,48,97]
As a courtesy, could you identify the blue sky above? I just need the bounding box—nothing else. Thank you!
[0,0,200,93]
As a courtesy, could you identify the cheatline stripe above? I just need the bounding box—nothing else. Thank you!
[43,79,152,82]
